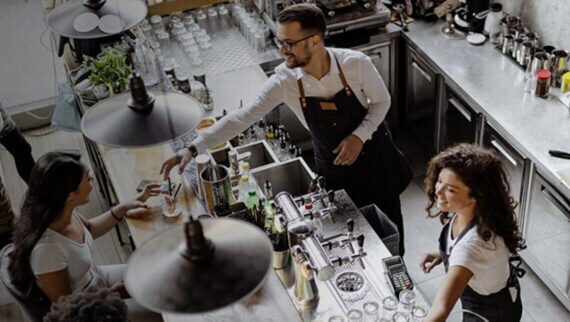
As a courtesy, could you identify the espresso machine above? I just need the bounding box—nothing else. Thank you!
[261,0,390,36]
[453,0,490,32]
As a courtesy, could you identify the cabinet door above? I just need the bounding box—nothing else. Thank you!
[366,44,390,90]
[483,125,528,222]
[358,42,395,127]
[522,172,570,310]
[405,48,438,153]
[441,88,483,148]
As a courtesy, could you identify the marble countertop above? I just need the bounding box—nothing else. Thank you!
[400,20,570,196]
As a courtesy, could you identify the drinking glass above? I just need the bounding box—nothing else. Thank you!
[399,290,416,314]
[382,296,398,321]
[346,309,363,322]
[329,316,345,322]
[392,312,410,322]
[362,301,380,322]
[411,305,428,322]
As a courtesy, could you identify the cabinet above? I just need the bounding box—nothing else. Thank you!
[521,170,570,310]
[440,85,484,149]
[482,124,530,223]
[356,39,398,128]
[404,46,440,154]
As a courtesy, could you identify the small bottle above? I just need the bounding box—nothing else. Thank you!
[288,144,297,159]
[535,69,551,98]
[245,190,259,209]
[264,179,273,200]
[278,139,289,161]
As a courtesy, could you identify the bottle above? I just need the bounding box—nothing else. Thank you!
[238,162,253,202]
[263,180,275,232]
[278,138,289,161]
[288,144,297,159]
[245,190,259,209]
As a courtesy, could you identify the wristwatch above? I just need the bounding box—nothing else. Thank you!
[187,144,198,158]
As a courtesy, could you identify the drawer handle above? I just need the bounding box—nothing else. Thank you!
[412,61,432,83]
[448,97,472,122]
[490,139,518,167]
[540,186,570,220]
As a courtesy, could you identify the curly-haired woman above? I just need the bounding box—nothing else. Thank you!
[420,143,526,322]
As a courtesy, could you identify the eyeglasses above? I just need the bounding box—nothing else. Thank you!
[274,34,316,51]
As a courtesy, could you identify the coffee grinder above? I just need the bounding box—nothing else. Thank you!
[453,0,490,32]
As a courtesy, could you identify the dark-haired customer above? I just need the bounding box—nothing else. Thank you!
[44,287,128,322]
[8,150,162,321]
[420,143,526,322]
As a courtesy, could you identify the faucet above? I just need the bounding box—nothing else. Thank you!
[292,245,319,308]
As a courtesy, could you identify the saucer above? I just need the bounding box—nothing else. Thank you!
[466,33,486,46]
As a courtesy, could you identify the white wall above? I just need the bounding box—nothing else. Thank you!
[497,0,570,50]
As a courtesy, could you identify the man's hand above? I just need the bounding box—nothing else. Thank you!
[160,148,193,180]
[332,134,363,166]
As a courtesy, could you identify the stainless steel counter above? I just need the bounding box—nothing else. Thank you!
[276,190,429,321]
[400,20,570,197]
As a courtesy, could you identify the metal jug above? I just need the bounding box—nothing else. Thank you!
[551,50,569,87]
[200,164,233,216]
[292,245,319,308]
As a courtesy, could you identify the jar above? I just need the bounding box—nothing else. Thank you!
[535,69,551,98]
[561,72,570,93]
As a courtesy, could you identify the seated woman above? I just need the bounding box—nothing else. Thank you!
[8,150,162,320]
[420,143,526,322]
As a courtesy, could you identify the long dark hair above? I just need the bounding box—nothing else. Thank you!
[425,143,526,253]
[9,150,84,293]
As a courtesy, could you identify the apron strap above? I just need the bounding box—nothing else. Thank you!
[297,78,308,108]
[333,55,352,97]
[296,53,352,109]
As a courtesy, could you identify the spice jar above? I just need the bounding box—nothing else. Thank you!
[535,69,551,98]
[561,72,570,93]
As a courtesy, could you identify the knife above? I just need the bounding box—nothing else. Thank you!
[548,150,570,159]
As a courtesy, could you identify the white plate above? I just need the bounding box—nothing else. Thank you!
[466,33,486,46]
[73,12,99,33]
[98,14,125,34]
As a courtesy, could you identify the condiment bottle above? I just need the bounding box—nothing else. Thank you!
[535,69,551,98]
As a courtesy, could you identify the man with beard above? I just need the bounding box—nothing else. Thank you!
[160,3,411,255]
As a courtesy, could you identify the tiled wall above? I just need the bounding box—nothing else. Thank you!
[497,0,570,50]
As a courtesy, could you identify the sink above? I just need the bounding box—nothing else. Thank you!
[236,141,279,169]
[209,141,278,170]
[252,158,316,198]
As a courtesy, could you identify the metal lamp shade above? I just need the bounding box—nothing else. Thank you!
[46,0,147,39]
[81,91,203,147]
[125,219,273,314]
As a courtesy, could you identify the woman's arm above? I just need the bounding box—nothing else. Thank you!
[424,266,473,322]
[82,184,161,239]
[35,269,72,302]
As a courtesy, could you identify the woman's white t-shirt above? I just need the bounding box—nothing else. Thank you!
[446,215,510,295]
[30,213,105,291]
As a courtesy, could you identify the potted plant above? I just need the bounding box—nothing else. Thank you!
[82,45,132,98]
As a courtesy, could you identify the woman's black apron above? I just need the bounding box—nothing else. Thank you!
[297,54,412,211]
[438,220,523,322]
